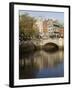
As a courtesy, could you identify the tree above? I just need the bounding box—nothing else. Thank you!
[19,13,37,41]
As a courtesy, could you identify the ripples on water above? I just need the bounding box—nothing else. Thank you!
[19,50,64,79]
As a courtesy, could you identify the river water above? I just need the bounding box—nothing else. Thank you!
[19,50,64,79]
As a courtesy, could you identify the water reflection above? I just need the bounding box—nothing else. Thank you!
[19,50,64,79]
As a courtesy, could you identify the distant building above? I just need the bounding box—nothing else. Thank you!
[35,17,43,33]
[43,20,48,33]
[33,18,64,39]
[47,19,54,37]
[59,27,64,38]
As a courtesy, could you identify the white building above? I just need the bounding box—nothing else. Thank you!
[35,17,43,33]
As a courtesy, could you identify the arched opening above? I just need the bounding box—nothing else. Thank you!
[43,42,59,52]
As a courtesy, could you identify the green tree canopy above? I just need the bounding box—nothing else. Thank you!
[19,13,38,40]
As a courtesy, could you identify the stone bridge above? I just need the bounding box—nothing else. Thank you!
[31,38,64,47]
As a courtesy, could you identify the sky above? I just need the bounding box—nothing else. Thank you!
[19,10,64,23]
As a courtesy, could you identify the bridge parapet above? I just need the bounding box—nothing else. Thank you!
[31,38,64,47]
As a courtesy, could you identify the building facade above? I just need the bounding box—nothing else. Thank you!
[34,18,64,39]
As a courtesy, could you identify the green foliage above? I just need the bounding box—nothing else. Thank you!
[19,13,38,40]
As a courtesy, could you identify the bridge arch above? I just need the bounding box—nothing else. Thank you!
[43,42,59,52]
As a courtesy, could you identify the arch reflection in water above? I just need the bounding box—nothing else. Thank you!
[19,50,64,79]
